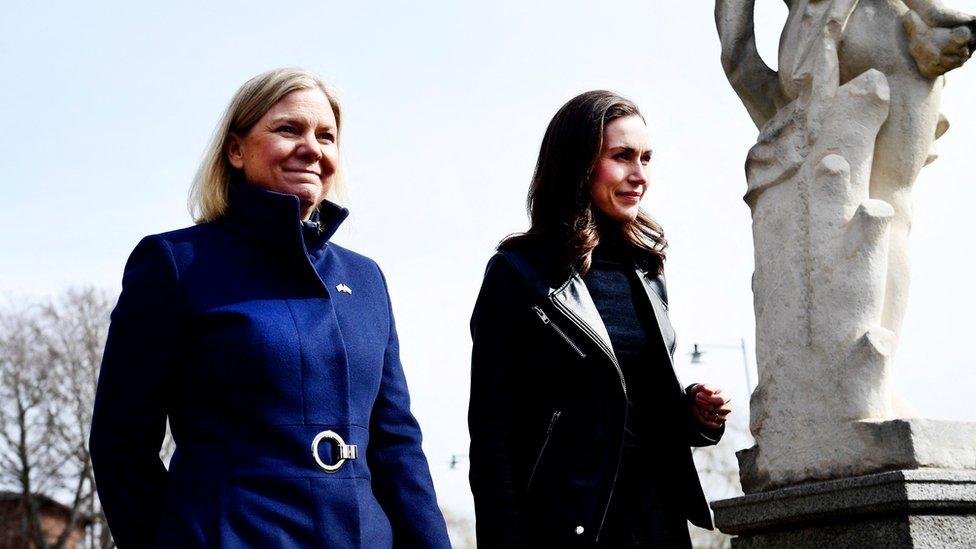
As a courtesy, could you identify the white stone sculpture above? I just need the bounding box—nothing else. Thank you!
[716,0,976,491]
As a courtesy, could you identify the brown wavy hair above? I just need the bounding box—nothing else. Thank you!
[501,90,667,276]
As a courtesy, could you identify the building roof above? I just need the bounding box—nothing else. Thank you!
[0,491,94,527]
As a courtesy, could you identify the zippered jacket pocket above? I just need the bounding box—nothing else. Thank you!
[527,410,562,491]
[531,305,587,358]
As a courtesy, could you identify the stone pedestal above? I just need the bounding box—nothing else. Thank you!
[737,418,976,492]
[712,469,976,548]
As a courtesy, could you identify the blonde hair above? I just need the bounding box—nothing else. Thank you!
[189,68,347,223]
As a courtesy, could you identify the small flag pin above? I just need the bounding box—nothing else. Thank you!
[336,283,352,295]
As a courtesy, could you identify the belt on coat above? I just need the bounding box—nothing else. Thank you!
[167,423,369,481]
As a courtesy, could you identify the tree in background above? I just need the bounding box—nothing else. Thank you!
[442,507,476,549]
[0,288,114,548]
[688,412,751,549]
[0,299,57,547]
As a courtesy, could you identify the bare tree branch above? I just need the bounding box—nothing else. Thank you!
[688,413,752,549]
[0,289,117,548]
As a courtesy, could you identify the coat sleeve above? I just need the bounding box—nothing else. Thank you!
[367,267,451,549]
[89,236,181,547]
[658,275,725,448]
[468,254,528,547]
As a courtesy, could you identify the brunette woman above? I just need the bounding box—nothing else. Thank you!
[469,90,731,548]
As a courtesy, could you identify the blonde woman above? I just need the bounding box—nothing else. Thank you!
[90,68,450,548]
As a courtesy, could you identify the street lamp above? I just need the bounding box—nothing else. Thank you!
[449,454,468,470]
[689,338,754,393]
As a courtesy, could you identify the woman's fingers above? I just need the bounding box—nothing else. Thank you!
[693,406,724,429]
[695,409,725,429]
[695,384,728,400]
[698,393,730,407]
[692,383,733,428]
[694,398,730,414]
[696,383,718,396]
[696,387,731,406]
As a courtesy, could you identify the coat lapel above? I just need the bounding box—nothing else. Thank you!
[549,274,619,364]
[637,271,676,359]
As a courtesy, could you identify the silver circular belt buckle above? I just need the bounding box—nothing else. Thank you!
[311,430,358,474]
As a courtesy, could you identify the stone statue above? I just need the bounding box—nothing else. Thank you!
[716,0,976,491]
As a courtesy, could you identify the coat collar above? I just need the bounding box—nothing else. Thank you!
[549,266,669,364]
[550,274,619,364]
[497,242,671,368]
[224,182,349,254]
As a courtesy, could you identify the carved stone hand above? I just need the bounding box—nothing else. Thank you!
[904,9,975,79]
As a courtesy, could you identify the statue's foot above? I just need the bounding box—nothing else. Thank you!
[904,10,975,78]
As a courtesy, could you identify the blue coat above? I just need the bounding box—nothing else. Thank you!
[90,183,450,548]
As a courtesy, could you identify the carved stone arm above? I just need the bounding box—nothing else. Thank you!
[715,0,788,129]
[902,0,975,28]
[902,1,976,79]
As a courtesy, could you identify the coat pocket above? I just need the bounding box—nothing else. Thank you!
[527,410,562,492]
[154,478,218,548]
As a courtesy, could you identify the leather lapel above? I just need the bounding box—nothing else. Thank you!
[549,274,619,364]
[637,270,676,361]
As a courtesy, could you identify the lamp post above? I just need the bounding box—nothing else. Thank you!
[449,454,468,470]
[689,338,753,394]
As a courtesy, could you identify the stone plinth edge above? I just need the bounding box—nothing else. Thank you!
[712,468,976,535]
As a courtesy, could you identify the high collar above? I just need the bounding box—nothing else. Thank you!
[591,239,632,267]
[224,182,349,253]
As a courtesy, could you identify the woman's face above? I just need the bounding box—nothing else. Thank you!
[589,114,651,224]
[227,87,339,219]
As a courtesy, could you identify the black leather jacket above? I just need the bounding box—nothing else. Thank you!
[468,244,722,547]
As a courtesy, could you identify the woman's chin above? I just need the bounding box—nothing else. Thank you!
[279,182,324,207]
[603,208,639,224]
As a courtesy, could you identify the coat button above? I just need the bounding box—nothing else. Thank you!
[575,526,585,535]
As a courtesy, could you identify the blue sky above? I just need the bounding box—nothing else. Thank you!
[4,0,975,518]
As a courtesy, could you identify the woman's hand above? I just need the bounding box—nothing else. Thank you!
[690,384,732,430]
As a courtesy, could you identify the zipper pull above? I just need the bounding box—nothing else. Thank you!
[547,410,562,434]
[532,305,550,324]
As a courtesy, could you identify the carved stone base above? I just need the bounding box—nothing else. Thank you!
[712,469,976,548]
[737,419,976,493]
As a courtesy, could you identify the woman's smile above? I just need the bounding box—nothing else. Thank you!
[589,114,652,223]
[226,87,339,220]
[283,168,323,180]
[615,190,643,204]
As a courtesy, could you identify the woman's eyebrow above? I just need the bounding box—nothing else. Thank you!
[267,115,305,126]
[606,145,653,154]
[268,115,336,131]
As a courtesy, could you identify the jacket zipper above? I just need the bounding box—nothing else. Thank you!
[548,295,627,541]
[526,410,562,491]
[548,299,625,395]
[532,305,587,358]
